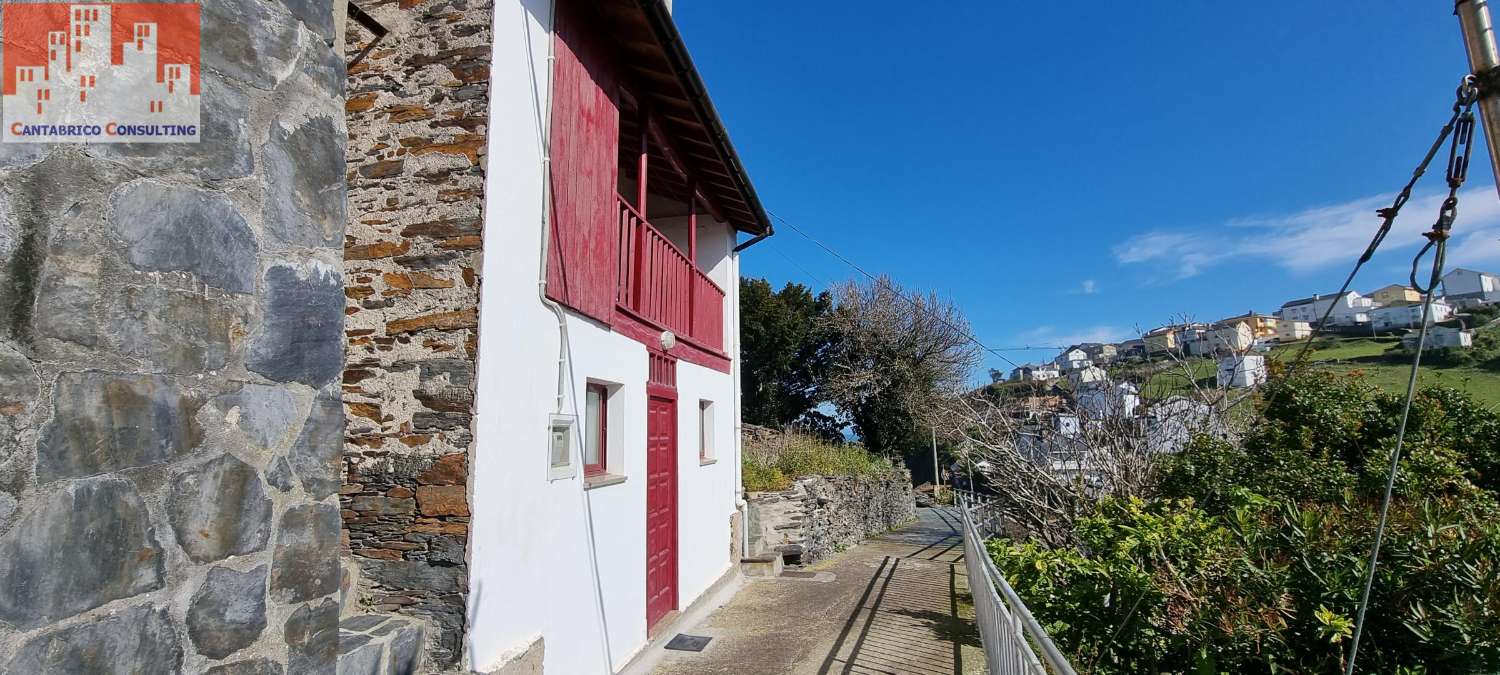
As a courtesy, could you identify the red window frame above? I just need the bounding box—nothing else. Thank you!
[584,383,608,476]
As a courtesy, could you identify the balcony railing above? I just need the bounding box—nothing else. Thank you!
[616,195,726,352]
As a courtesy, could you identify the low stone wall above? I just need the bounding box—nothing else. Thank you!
[747,472,915,564]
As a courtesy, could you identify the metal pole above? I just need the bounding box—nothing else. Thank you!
[931,427,941,502]
[1458,0,1500,201]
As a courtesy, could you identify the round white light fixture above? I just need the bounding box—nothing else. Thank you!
[659,331,677,350]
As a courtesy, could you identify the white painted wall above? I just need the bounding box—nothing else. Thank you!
[468,2,741,672]
[1443,268,1500,298]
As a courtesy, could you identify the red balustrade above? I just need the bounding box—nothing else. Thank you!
[616,196,726,352]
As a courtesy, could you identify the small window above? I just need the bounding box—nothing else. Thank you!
[699,400,715,462]
[584,383,608,475]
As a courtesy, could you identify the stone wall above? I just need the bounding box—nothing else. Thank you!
[0,0,346,671]
[340,0,493,668]
[747,473,916,565]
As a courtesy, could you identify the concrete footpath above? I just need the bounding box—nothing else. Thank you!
[650,507,985,675]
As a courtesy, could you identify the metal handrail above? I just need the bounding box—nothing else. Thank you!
[958,493,1079,675]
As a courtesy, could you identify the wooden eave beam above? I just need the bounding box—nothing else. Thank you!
[644,110,728,224]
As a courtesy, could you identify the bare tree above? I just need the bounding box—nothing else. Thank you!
[818,275,983,458]
[941,315,1252,546]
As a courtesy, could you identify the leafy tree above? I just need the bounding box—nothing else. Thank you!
[738,278,839,436]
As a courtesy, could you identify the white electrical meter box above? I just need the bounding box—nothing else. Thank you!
[547,413,576,480]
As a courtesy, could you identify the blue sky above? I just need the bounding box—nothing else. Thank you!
[674,3,1500,375]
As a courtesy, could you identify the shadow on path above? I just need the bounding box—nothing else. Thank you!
[650,507,984,675]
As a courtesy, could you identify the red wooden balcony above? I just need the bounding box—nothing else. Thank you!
[616,195,725,352]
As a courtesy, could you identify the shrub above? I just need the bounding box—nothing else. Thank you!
[741,427,899,492]
[988,372,1500,673]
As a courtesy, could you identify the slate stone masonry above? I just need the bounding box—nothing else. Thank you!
[747,473,917,565]
[341,0,493,668]
[0,0,346,671]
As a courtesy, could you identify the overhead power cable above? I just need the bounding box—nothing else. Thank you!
[765,209,1030,370]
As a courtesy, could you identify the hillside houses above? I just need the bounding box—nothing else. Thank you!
[1028,267,1496,405]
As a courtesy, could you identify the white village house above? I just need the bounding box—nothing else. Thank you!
[1404,326,1475,350]
[1077,382,1141,420]
[465,2,770,670]
[1011,364,1061,382]
[1370,299,1455,331]
[1218,354,1268,388]
[1067,365,1109,389]
[1441,268,1500,307]
[1279,291,1374,326]
[1206,321,1254,354]
[1275,319,1313,342]
[1054,347,1092,372]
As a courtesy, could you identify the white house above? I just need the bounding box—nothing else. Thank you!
[1054,347,1092,372]
[1370,300,1454,331]
[1217,354,1268,388]
[1077,382,1140,420]
[465,2,770,671]
[1279,291,1373,326]
[1275,320,1312,342]
[1206,321,1254,354]
[1145,397,1220,454]
[1404,326,1474,350]
[1079,342,1118,364]
[1441,268,1499,307]
[1067,365,1109,389]
[1011,365,1061,382]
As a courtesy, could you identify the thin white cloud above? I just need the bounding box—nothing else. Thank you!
[1012,324,1131,349]
[1113,188,1500,279]
[1078,279,1098,294]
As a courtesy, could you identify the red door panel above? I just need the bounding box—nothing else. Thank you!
[645,388,678,629]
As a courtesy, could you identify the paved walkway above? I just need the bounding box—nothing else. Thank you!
[651,507,985,675]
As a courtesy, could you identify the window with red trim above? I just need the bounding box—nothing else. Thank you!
[584,383,608,475]
[698,399,715,461]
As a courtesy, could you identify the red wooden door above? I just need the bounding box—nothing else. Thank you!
[645,386,678,629]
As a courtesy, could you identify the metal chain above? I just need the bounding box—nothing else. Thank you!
[1412,82,1478,293]
[1280,78,1479,386]
[1343,76,1478,675]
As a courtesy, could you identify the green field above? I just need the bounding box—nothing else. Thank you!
[1275,337,1500,410]
[1117,334,1500,410]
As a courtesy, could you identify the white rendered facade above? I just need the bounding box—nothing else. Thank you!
[465,2,748,672]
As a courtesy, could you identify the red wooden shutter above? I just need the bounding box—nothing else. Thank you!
[546,0,620,322]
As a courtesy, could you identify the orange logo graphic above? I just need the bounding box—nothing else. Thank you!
[2,2,201,142]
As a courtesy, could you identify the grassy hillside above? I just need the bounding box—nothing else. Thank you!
[1273,333,1500,409]
[1110,324,1500,409]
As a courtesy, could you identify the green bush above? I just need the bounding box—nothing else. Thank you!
[989,372,1500,673]
[742,429,899,492]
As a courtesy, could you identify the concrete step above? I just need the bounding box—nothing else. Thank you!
[740,553,783,578]
[338,614,426,675]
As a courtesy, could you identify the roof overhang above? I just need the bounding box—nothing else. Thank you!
[592,0,773,237]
